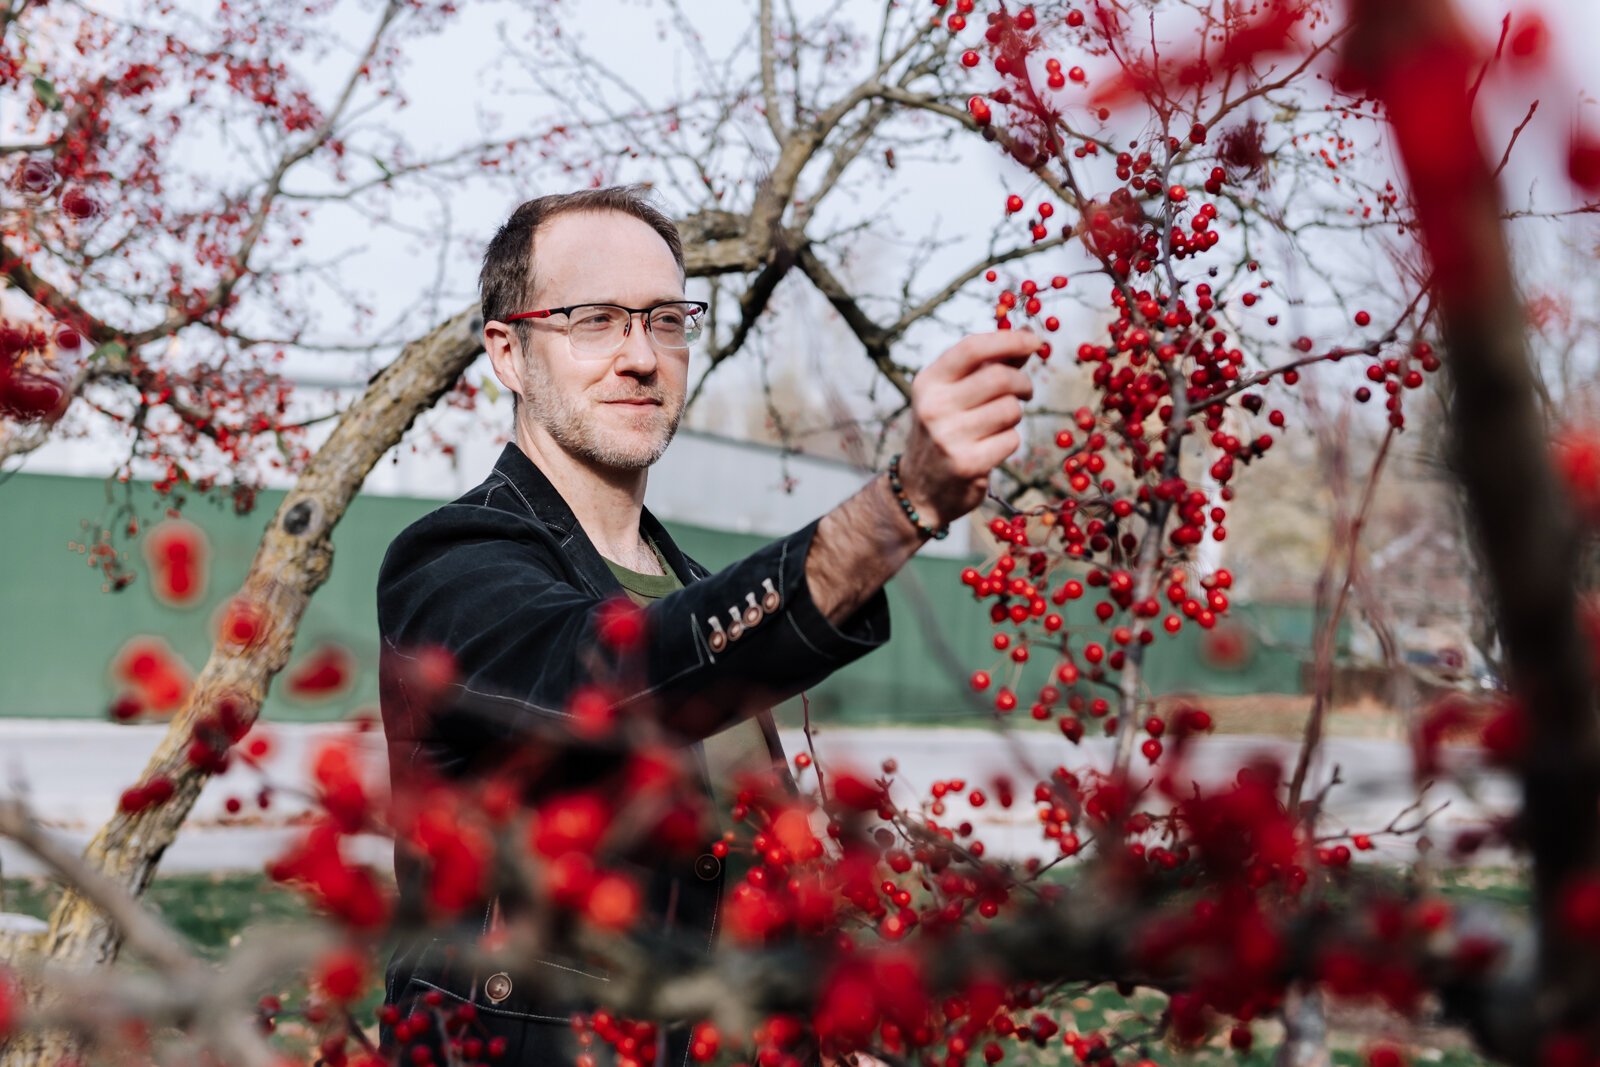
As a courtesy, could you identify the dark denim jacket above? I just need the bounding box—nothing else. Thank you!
[376,442,890,1061]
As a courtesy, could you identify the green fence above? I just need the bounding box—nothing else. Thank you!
[0,471,1333,727]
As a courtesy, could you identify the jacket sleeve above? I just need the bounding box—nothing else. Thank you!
[377,503,889,750]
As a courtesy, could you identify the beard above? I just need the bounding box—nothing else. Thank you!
[516,352,684,471]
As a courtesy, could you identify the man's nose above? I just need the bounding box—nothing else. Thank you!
[613,313,659,375]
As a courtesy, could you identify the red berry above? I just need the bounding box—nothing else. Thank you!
[60,187,98,220]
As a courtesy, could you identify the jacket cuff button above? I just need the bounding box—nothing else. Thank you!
[743,592,764,627]
[694,853,722,880]
[485,971,513,1004]
[707,616,727,652]
[727,607,745,641]
[761,578,780,613]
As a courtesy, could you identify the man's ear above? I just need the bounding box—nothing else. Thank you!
[483,320,526,400]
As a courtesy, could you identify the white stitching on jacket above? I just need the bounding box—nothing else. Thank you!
[382,637,572,719]
[496,473,539,517]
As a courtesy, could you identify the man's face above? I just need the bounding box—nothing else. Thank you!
[512,211,689,472]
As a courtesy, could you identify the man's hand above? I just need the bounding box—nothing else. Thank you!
[898,329,1041,528]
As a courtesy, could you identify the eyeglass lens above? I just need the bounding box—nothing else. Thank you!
[567,303,703,358]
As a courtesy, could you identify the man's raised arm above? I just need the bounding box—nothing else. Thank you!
[806,329,1040,623]
[378,330,1039,751]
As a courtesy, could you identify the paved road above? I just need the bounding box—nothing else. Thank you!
[0,721,1518,878]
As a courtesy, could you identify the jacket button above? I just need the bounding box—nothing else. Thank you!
[485,971,513,1004]
[743,592,764,627]
[707,616,727,652]
[694,853,722,880]
[761,578,780,613]
[726,608,745,641]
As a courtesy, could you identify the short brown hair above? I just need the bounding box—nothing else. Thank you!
[481,184,683,332]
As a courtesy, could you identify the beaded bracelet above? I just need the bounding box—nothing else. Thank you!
[887,453,949,541]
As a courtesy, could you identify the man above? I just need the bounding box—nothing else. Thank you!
[377,185,1037,1066]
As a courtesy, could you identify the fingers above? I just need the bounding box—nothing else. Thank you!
[972,427,1023,471]
[924,329,1043,383]
[912,362,1031,429]
[960,361,1035,406]
[952,393,1025,441]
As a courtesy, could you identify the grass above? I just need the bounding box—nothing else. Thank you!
[3,867,1527,1064]
[4,871,314,960]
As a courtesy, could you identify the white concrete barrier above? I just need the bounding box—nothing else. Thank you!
[0,721,1517,876]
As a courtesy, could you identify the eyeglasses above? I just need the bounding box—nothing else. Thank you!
[506,301,708,360]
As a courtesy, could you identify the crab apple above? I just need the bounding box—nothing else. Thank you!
[108,692,143,722]
[0,370,68,423]
[115,636,190,712]
[596,596,646,649]
[288,642,355,699]
[1005,194,1024,213]
[961,50,979,67]
[968,96,992,124]
[60,187,98,220]
[689,1023,721,1062]
[314,946,369,1004]
[219,597,266,648]
[1569,133,1600,193]
[17,158,54,193]
[585,873,641,930]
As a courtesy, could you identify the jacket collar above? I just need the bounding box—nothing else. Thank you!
[491,442,703,595]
